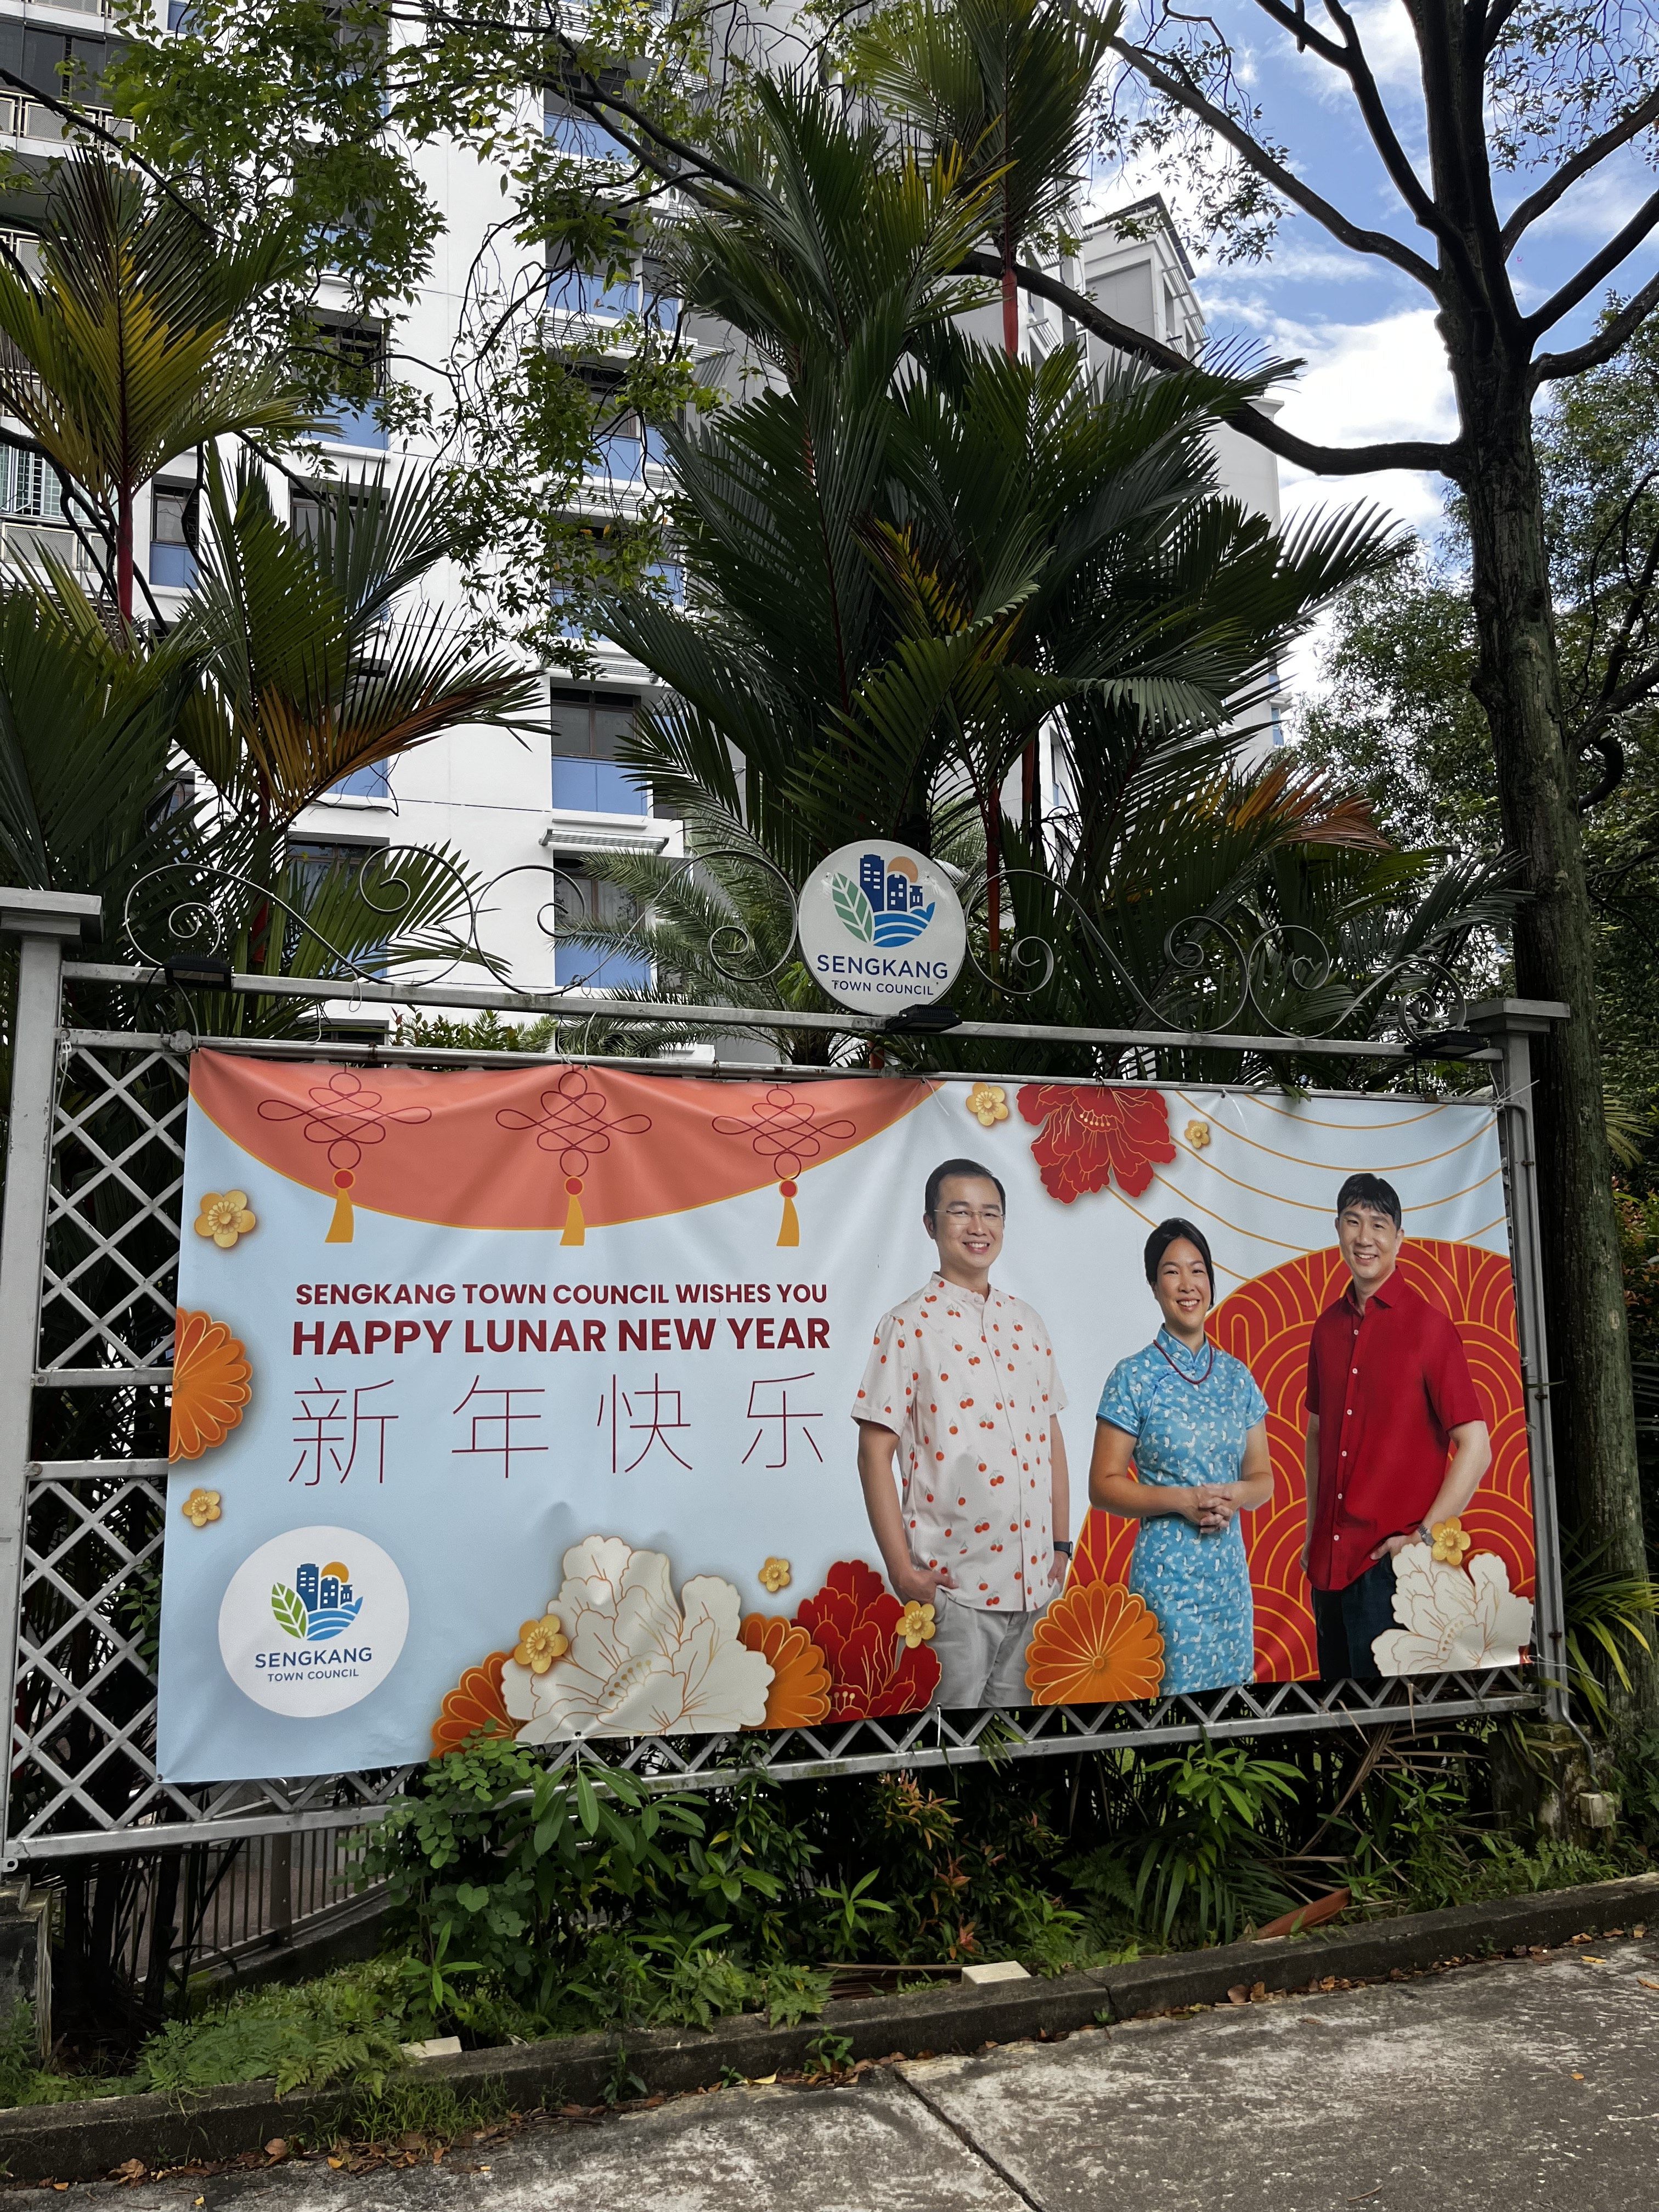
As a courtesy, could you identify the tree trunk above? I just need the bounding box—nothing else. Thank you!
[116,481,133,625]
[1455,342,1655,1710]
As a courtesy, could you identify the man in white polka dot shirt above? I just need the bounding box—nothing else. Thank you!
[853,1158,1071,1707]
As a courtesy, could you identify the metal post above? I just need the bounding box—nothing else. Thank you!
[0,891,100,1867]
[1468,996,1571,1723]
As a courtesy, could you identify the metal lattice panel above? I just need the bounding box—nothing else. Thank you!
[39,1045,189,1377]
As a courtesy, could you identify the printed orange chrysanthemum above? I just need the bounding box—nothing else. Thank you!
[740,1614,833,1729]
[169,1308,252,1464]
[431,1652,520,1756]
[1024,1581,1165,1705]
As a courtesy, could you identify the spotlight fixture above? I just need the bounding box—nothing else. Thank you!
[163,953,234,990]
[877,1003,963,1035]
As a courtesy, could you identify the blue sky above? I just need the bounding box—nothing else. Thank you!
[1101,1,1658,558]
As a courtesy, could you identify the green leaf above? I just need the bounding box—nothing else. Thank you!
[830,872,874,943]
[575,1768,600,1836]
[270,1583,308,1640]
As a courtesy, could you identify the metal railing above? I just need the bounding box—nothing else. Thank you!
[0,887,1569,1869]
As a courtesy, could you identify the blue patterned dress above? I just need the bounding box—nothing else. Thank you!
[1096,1328,1269,1694]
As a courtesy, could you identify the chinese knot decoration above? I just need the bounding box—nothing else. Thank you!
[257,1071,432,1243]
[712,1087,859,1246]
[495,1068,652,1245]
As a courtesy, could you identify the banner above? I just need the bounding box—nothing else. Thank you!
[157,1056,1536,1781]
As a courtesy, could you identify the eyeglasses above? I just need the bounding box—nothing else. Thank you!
[940,1204,1004,1223]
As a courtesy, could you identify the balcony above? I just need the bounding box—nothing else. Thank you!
[150,540,197,589]
[0,515,97,584]
[321,397,387,452]
[554,943,651,990]
[551,758,648,814]
[330,760,393,799]
[0,98,133,144]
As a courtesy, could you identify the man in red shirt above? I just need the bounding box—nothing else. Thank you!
[1304,1173,1492,1683]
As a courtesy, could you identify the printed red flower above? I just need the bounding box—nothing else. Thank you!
[1017,1085,1175,1203]
[794,1560,940,1719]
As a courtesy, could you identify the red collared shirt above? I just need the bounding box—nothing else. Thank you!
[1305,1272,1481,1593]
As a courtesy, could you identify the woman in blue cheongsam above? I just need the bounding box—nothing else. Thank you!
[1088,1219,1273,1694]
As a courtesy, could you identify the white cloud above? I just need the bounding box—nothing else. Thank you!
[1240,306,1458,706]
[1274,304,1457,455]
[1341,1,1425,92]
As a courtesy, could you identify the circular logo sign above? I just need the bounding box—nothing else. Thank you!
[797,840,967,1015]
[218,1526,409,1718]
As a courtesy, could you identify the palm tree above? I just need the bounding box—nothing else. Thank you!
[176,455,539,835]
[849,0,1119,360]
[565,77,1511,1065]
[0,153,316,620]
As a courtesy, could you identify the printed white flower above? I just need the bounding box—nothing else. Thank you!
[1371,1545,1534,1676]
[501,1536,773,1740]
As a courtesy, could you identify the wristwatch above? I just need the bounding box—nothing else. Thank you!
[1415,1522,1432,1547]
[1053,1538,1074,1557]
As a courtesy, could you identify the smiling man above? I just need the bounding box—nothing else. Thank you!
[1304,1172,1492,1684]
[853,1158,1070,1708]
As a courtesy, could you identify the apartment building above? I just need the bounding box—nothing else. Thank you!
[0,14,1281,991]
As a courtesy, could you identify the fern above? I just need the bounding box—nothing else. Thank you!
[830,873,874,942]
[270,1582,309,1640]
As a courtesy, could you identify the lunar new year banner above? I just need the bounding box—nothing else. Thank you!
[157,1055,1537,1782]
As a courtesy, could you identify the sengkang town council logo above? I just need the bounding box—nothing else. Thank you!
[270,1556,363,1644]
[218,1526,408,1718]
[797,839,967,1015]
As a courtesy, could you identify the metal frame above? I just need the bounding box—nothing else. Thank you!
[0,889,1568,1868]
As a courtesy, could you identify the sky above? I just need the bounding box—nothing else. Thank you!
[1094,2,1658,691]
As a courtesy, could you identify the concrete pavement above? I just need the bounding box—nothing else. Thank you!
[17,1934,1659,2212]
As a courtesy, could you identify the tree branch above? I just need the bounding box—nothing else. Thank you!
[1500,88,1659,253]
[975,251,1459,475]
[1523,191,1659,340]
[1308,0,1448,241]
[1110,33,1441,289]
[1533,270,1659,383]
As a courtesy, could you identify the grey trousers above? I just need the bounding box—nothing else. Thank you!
[930,1595,1045,1708]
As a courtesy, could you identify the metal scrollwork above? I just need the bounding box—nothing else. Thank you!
[118,840,1467,1051]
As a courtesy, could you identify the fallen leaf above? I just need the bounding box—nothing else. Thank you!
[113,2160,145,2181]
[1638,1978,1659,1992]
[1581,1956,1606,1965]
[1226,1985,1249,2006]
[749,2073,778,2086]
[264,2140,287,2160]
[328,2157,345,2170]
[1256,1888,1352,1943]
[1572,2072,1585,2080]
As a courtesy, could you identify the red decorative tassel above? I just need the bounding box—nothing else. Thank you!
[562,1176,586,1246]
[325,1169,354,1243]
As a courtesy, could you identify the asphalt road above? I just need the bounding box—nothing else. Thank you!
[18,1934,1659,2212]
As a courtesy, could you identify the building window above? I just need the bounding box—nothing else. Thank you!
[550,688,648,815]
[551,857,650,990]
[151,481,197,588]
[544,91,612,160]
[286,837,390,975]
[315,317,388,450]
[1,440,64,522]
